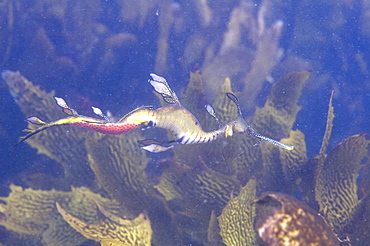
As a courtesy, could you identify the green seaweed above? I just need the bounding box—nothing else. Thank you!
[0,185,122,246]
[217,178,257,246]
[1,0,369,245]
[2,70,367,246]
[2,71,97,189]
[57,202,152,246]
[315,134,370,234]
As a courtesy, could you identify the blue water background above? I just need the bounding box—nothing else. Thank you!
[0,1,369,244]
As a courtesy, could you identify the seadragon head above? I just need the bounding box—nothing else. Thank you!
[223,93,294,150]
[207,92,293,150]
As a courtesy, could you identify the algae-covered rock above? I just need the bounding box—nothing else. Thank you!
[255,192,339,246]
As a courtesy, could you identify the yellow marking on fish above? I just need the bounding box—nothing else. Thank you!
[120,104,224,145]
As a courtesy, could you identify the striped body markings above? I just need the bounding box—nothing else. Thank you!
[119,104,224,146]
[151,105,224,145]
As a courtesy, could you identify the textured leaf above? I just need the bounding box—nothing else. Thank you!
[210,77,238,124]
[319,90,335,155]
[2,70,96,187]
[218,178,257,246]
[252,71,310,138]
[0,185,122,246]
[57,202,152,246]
[315,134,370,232]
[155,160,240,217]
[86,132,152,214]
[279,130,308,182]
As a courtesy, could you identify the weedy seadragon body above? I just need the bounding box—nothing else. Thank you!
[18,73,293,152]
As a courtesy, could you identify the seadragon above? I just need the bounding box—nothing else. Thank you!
[18,74,293,152]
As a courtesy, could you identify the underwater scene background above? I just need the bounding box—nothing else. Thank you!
[0,0,369,245]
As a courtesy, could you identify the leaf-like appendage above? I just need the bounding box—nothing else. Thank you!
[0,185,122,246]
[218,178,257,246]
[315,134,370,233]
[57,202,152,246]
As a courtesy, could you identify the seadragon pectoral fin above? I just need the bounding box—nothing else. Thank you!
[138,139,179,153]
